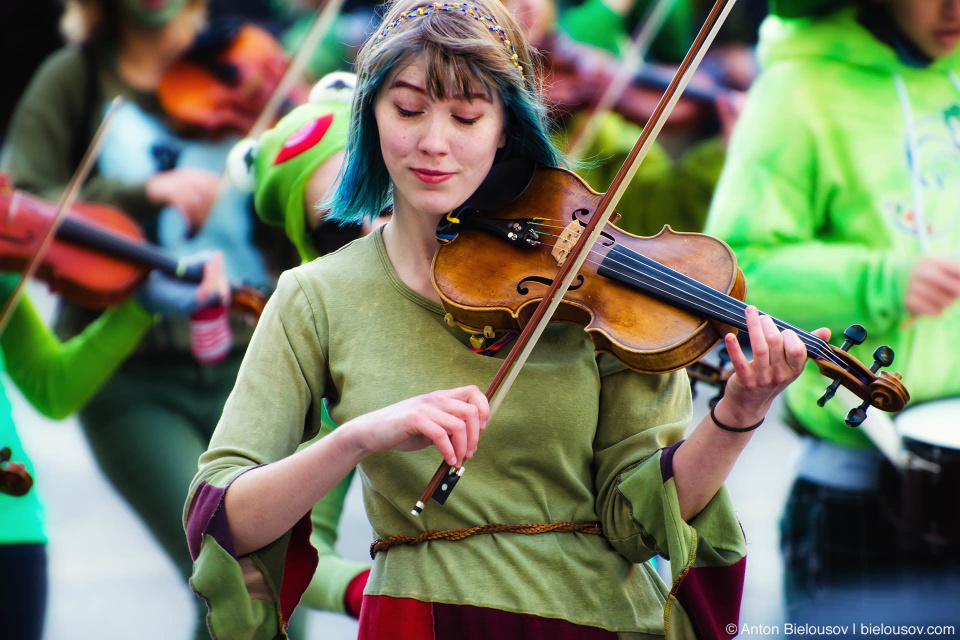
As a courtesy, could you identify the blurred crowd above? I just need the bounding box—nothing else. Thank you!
[2,0,960,638]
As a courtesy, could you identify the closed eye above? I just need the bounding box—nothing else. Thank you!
[453,115,481,125]
[396,106,421,118]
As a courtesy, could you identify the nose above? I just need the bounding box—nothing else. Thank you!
[417,113,451,156]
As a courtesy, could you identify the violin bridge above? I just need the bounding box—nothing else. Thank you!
[552,220,581,266]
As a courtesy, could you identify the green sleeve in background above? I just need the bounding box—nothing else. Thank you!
[559,0,629,54]
[704,70,913,335]
[768,0,847,18]
[0,275,155,419]
[299,414,371,615]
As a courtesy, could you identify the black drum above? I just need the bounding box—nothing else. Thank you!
[882,399,960,559]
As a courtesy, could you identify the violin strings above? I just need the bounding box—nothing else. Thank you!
[524,224,846,369]
[607,243,845,368]
[532,234,843,368]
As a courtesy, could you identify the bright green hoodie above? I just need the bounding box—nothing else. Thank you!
[705,8,960,447]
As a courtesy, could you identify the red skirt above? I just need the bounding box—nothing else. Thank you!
[358,595,618,639]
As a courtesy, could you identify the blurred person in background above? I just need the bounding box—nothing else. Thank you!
[1,0,303,636]
[706,0,960,632]
[0,248,229,640]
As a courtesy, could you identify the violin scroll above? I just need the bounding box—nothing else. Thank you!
[813,325,908,424]
[1,446,34,497]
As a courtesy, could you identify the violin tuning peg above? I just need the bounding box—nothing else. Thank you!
[845,403,869,428]
[818,380,841,407]
[820,326,872,408]
[871,345,894,370]
[839,324,867,351]
[0,446,10,463]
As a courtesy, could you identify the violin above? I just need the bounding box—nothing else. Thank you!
[433,165,909,420]
[0,177,266,320]
[157,21,297,138]
[0,446,33,497]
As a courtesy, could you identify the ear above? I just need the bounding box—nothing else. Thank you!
[498,129,507,149]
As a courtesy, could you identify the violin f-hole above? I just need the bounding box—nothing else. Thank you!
[0,230,36,245]
[517,274,585,296]
[571,208,615,246]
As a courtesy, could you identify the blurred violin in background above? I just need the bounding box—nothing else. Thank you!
[157,20,308,138]
[541,33,755,132]
[0,175,266,321]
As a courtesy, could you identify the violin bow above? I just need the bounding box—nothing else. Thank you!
[413,0,739,515]
[0,96,124,336]
[564,0,677,159]
[245,0,347,141]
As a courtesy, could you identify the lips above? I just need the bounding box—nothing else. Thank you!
[411,168,454,184]
[935,27,960,41]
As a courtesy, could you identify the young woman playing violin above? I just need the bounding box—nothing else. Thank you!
[0,249,228,640]
[185,1,829,638]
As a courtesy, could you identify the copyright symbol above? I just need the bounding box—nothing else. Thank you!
[726,623,738,635]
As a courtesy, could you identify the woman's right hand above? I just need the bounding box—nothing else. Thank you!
[339,386,489,468]
[145,168,220,229]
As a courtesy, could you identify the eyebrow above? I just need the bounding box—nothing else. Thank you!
[388,78,491,102]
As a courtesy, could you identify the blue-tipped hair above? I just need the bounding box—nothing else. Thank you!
[325,0,564,225]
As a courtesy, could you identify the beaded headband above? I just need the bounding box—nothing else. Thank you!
[374,2,523,75]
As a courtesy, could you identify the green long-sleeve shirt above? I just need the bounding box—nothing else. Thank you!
[0,275,155,545]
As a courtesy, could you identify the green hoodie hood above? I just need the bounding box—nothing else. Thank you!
[758,7,960,75]
[706,8,960,446]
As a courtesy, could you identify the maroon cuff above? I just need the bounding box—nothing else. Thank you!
[659,439,685,482]
[344,569,370,619]
[186,481,237,560]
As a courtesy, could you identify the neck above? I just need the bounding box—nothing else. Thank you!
[381,206,446,303]
[858,6,934,68]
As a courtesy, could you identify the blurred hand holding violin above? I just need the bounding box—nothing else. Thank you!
[144,167,220,230]
[0,175,265,322]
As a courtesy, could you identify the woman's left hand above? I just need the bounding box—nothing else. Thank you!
[714,305,830,429]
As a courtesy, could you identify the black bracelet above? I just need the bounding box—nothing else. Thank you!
[710,403,764,433]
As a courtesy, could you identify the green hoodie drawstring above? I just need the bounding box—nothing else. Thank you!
[894,74,933,254]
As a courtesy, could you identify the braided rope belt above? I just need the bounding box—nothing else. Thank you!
[370,521,603,559]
